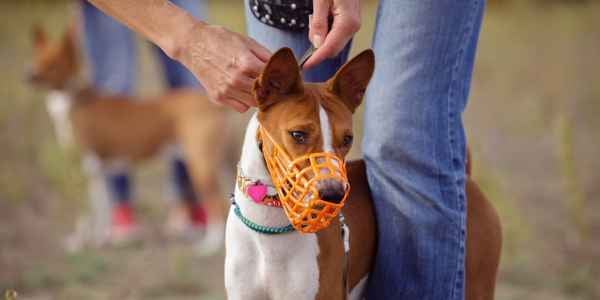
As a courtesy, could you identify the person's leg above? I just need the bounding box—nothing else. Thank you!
[81,1,136,228]
[164,146,208,231]
[362,0,485,299]
[81,0,136,94]
[104,162,135,230]
[153,0,205,89]
[152,0,208,228]
[244,1,350,82]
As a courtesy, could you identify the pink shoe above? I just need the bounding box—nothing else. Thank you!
[110,203,139,245]
[189,203,207,229]
[165,202,207,239]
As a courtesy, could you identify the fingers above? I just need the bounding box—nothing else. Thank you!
[304,15,360,69]
[247,37,272,62]
[236,52,266,78]
[211,44,266,112]
[211,79,256,111]
[229,54,262,106]
[180,25,271,113]
[210,58,258,111]
[228,83,257,107]
[310,0,331,48]
[221,98,250,113]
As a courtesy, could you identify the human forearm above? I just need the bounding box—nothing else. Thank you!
[86,0,272,112]
[87,0,199,59]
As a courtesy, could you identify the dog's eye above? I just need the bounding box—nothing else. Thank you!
[289,131,307,144]
[342,135,353,147]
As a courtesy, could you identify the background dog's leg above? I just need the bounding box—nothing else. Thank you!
[64,154,111,252]
[178,117,230,255]
[83,154,111,246]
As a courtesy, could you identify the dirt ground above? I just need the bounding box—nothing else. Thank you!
[1,1,599,299]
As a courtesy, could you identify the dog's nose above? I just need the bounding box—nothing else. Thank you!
[317,180,347,203]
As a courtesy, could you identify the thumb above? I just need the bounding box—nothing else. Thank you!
[309,1,331,48]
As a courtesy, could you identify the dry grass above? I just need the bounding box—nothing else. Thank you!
[1,1,599,299]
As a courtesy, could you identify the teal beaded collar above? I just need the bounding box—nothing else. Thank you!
[232,201,295,235]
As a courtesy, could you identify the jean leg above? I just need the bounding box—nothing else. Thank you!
[81,1,137,205]
[169,156,198,202]
[105,172,131,204]
[80,0,136,94]
[244,1,350,82]
[152,0,207,202]
[363,1,485,299]
[164,146,198,203]
[153,0,207,89]
[102,161,132,204]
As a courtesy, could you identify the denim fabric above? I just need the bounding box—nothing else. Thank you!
[81,0,207,204]
[244,0,351,82]
[363,1,485,299]
[245,0,485,298]
[106,172,131,204]
[170,156,198,202]
[81,1,136,94]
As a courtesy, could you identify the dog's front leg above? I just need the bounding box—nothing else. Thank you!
[224,210,269,300]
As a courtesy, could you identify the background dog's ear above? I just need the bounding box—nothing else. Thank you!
[32,24,47,50]
[253,47,303,111]
[326,49,375,113]
[61,22,78,57]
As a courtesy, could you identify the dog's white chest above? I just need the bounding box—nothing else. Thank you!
[225,209,320,300]
[225,114,320,300]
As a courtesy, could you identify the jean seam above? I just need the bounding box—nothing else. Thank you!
[445,1,479,299]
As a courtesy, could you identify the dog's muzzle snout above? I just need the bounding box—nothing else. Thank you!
[260,125,350,233]
[317,180,348,204]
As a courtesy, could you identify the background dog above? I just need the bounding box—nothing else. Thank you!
[28,23,236,252]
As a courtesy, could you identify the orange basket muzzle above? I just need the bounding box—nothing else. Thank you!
[259,126,349,233]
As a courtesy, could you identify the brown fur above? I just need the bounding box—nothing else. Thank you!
[29,25,232,223]
[254,48,502,299]
[465,167,503,299]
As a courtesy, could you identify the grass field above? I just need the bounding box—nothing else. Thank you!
[1,1,599,299]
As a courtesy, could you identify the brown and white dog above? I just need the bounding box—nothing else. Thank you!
[225,48,502,299]
[28,24,232,250]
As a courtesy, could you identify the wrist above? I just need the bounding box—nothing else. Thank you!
[162,10,206,62]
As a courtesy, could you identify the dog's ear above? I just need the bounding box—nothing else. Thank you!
[61,22,78,58]
[253,47,303,111]
[326,49,375,113]
[32,24,47,50]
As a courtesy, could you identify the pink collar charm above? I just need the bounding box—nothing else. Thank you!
[247,182,268,204]
[236,171,282,207]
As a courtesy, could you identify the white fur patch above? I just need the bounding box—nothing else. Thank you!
[46,90,73,148]
[225,113,321,300]
[349,275,369,300]
[319,104,334,153]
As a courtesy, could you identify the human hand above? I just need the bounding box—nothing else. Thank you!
[303,0,361,69]
[176,24,272,112]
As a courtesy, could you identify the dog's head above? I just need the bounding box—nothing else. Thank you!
[253,48,374,232]
[27,24,79,90]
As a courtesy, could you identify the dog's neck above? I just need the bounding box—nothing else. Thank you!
[235,113,290,227]
[45,90,74,147]
[43,78,94,148]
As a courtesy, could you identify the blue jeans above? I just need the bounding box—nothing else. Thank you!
[246,0,485,298]
[81,0,207,205]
